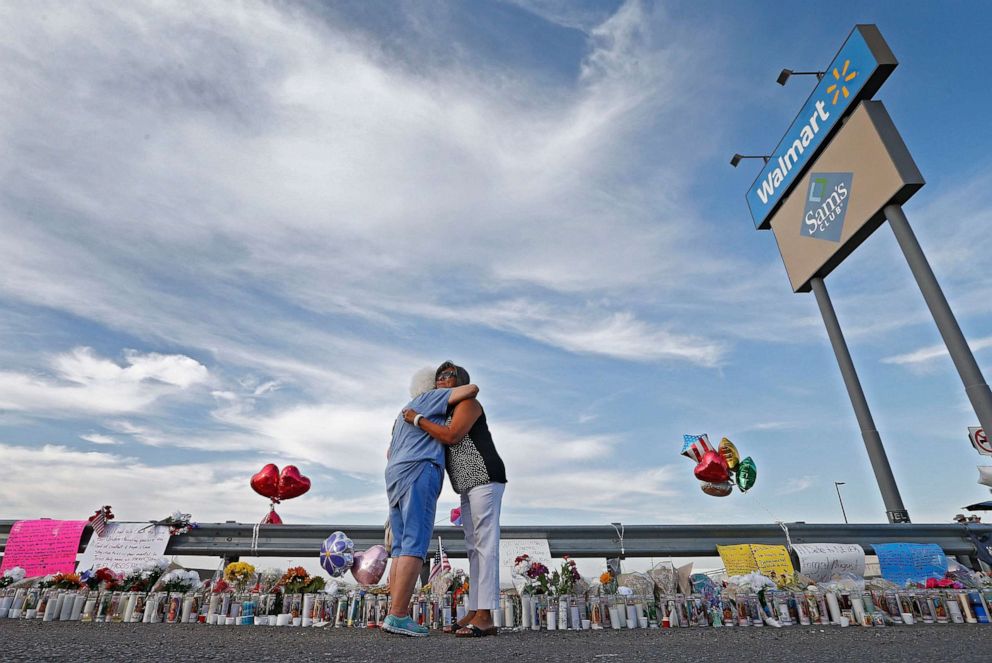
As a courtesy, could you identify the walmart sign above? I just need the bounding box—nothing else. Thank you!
[747,25,897,230]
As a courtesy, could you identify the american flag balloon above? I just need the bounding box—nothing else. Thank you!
[681,434,713,462]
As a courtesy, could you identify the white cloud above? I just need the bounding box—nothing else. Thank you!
[0,347,208,415]
[80,433,121,445]
[882,336,992,367]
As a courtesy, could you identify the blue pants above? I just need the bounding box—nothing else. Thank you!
[389,463,442,558]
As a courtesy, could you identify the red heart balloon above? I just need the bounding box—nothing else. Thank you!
[694,450,730,483]
[250,464,280,499]
[278,465,311,500]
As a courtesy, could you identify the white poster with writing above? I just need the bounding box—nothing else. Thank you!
[77,522,171,573]
[499,538,552,592]
[792,543,865,582]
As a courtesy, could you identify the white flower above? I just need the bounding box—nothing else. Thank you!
[617,586,633,596]
[171,510,184,521]
[3,567,26,581]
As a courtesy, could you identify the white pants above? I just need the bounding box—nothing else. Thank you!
[461,482,505,611]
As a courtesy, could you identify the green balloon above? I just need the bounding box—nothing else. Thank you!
[736,456,757,492]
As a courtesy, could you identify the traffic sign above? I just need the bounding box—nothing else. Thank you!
[969,426,992,456]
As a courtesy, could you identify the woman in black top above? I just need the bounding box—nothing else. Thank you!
[402,361,506,637]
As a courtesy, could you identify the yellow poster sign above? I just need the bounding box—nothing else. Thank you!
[717,543,795,582]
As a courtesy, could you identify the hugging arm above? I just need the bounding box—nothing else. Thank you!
[403,391,482,446]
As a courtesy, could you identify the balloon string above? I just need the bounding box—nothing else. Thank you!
[251,522,261,556]
[753,496,794,552]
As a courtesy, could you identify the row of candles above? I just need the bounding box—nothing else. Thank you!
[2,586,992,629]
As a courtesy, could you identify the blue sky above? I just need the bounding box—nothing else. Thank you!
[1,0,991,533]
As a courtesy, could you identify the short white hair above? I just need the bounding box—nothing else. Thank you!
[409,366,437,398]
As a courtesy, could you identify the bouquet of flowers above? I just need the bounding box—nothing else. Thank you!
[50,573,84,590]
[547,556,581,596]
[0,567,25,589]
[122,558,170,592]
[157,569,202,593]
[598,568,619,595]
[81,567,120,591]
[277,566,325,594]
[152,510,198,536]
[512,554,551,595]
[224,561,256,591]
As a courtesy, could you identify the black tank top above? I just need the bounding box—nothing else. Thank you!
[444,406,507,494]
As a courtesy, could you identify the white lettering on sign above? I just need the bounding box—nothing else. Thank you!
[792,543,866,582]
[756,100,831,205]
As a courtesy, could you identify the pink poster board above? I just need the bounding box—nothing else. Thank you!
[0,519,88,576]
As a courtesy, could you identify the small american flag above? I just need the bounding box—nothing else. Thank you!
[89,505,114,538]
[681,434,713,462]
[427,537,451,584]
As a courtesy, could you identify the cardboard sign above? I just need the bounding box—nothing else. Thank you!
[0,519,88,576]
[716,544,760,576]
[872,543,947,585]
[792,543,866,581]
[717,543,795,580]
[76,522,171,573]
[500,538,552,592]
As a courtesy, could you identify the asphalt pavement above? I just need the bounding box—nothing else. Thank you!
[1,620,989,662]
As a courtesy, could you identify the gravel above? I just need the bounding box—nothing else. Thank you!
[1,620,990,662]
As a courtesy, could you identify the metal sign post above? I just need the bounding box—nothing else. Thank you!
[884,204,992,438]
[811,276,910,523]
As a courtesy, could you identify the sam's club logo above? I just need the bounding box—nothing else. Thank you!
[801,172,852,242]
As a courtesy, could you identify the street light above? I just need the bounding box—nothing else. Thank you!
[730,154,771,168]
[834,481,849,523]
[777,69,825,86]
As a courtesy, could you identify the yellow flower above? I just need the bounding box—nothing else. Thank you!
[224,561,256,582]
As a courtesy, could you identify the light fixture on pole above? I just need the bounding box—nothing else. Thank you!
[777,69,826,86]
[730,154,771,168]
[834,481,849,524]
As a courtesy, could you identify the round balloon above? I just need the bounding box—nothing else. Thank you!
[736,456,757,492]
[701,480,734,497]
[351,544,389,585]
[320,531,355,578]
[718,437,740,471]
[693,450,730,483]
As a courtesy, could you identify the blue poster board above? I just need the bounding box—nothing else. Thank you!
[872,543,948,585]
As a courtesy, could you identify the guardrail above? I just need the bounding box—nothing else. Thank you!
[2,520,989,565]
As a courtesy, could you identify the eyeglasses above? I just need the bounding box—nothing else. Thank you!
[436,370,458,381]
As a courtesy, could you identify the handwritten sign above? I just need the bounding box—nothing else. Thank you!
[752,544,795,579]
[76,523,171,573]
[500,538,552,592]
[717,544,759,576]
[717,543,794,580]
[872,543,948,585]
[0,519,88,576]
[792,543,866,582]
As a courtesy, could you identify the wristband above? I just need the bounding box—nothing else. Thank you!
[413,414,423,427]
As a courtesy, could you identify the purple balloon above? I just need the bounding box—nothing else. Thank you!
[351,545,389,586]
[319,531,354,578]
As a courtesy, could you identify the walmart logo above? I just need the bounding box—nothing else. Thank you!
[801,172,853,242]
[826,60,858,105]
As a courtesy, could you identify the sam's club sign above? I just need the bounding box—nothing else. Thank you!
[747,25,897,230]
[801,172,852,242]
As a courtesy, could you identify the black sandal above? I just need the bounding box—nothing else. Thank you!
[455,624,498,638]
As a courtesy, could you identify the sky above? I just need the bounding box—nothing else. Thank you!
[2,0,992,556]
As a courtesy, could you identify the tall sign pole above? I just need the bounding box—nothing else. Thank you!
[884,204,992,437]
[811,276,909,522]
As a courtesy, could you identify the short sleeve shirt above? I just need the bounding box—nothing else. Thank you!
[384,388,452,505]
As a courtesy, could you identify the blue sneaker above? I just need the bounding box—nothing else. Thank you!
[382,614,429,637]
